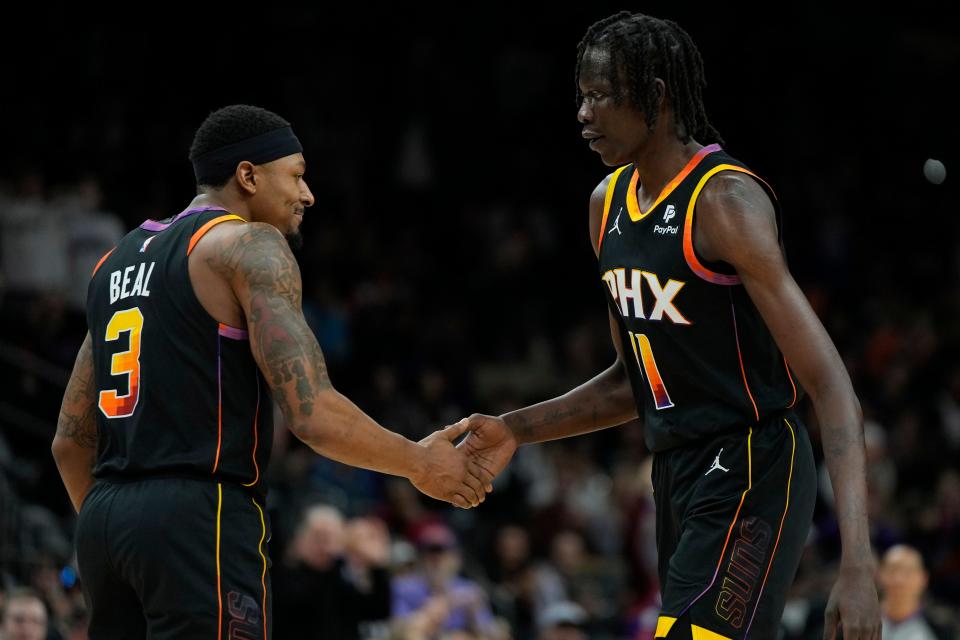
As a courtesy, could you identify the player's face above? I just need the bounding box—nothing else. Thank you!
[577,47,651,166]
[250,153,315,250]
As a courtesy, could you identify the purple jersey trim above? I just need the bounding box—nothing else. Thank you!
[140,206,227,231]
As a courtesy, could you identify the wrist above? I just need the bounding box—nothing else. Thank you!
[404,440,429,482]
[499,412,528,446]
[839,556,877,573]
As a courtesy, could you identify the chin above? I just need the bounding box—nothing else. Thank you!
[285,230,304,251]
[598,147,628,167]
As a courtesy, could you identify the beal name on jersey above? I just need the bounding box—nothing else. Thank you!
[107,261,156,304]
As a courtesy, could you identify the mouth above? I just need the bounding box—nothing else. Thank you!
[582,131,604,148]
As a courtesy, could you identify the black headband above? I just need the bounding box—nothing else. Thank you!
[192,126,303,184]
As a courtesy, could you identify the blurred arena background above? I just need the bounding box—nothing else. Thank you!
[0,4,957,639]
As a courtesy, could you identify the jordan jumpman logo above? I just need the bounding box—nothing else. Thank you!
[705,448,730,475]
[608,207,623,235]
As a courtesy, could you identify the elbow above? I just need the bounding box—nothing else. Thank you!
[283,388,340,450]
[51,435,67,464]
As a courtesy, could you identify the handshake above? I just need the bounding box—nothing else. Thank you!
[407,414,518,509]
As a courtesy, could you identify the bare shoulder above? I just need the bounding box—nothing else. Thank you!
[197,221,299,288]
[697,170,776,225]
[694,170,780,266]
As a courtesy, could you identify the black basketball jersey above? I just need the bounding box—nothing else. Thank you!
[86,206,272,498]
[597,144,800,452]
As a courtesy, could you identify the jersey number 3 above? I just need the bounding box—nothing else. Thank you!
[98,307,144,419]
[628,331,675,410]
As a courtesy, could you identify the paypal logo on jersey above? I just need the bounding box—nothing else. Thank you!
[653,204,679,235]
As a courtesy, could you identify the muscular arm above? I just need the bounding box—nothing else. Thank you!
[695,173,873,568]
[52,332,98,512]
[501,176,638,445]
[206,222,480,506]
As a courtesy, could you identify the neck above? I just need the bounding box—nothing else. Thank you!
[632,124,704,201]
[188,188,252,221]
[882,598,922,623]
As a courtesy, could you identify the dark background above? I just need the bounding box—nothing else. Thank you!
[1,4,958,639]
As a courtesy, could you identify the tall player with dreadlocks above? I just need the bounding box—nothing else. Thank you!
[457,12,881,640]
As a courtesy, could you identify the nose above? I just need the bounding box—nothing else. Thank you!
[577,97,593,124]
[301,179,315,208]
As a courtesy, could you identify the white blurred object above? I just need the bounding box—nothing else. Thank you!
[923,158,946,184]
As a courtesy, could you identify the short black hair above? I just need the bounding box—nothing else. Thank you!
[189,104,291,188]
[575,12,723,145]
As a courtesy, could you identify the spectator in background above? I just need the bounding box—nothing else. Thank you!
[485,524,565,638]
[537,601,588,640]
[0,588,48,640]
[273,505,391,639]
[392,524,495,639]
[878,545,955,640]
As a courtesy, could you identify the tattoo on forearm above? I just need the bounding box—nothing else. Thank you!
[208,225,331,430]
[57,335,99,448]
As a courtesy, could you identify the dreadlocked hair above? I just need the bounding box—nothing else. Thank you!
[575,12,724,145]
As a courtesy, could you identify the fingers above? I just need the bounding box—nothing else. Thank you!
[439,419,472,442]
[462,469,486,506]
[823,606,838,640]
[450,492,471,509]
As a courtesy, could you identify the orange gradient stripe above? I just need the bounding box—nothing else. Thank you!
[215,484,223,640]
[187,214,245,256]
[242,372,261,488]
[626,143,720,222]
[682,164,756,285]
[744,420,796,636]
[596,164,631,252]
[253,498,268,640]
[784,355,798,408]
[630,333,674,410]
[91,247,115,277]
[730,301,760,421]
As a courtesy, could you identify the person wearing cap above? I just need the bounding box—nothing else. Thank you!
[52,104,488,639]
[392,524,495,637]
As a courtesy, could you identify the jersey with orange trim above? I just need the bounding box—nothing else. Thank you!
[86,206,272,498]
[597,144,799,451]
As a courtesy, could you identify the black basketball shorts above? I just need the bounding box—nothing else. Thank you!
[76,477,272,639]
[651,413,817,639]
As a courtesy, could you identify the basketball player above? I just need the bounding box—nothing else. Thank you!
[458,13,881,640]
[51,104,487,639]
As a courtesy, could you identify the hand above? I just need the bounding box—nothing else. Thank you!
[457,414,518,492]
[823,563,881,640]
[410,421,487,509]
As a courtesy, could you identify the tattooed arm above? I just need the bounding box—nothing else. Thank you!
[208,222,484,508]
[52,332,98,513]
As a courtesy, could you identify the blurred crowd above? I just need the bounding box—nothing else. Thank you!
[1,152,958,640]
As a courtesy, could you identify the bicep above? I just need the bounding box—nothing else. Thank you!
[224,224,332,430]
[701,175,847,399]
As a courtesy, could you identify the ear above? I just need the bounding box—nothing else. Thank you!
[654,78,667,108]
[235,161,257,195]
